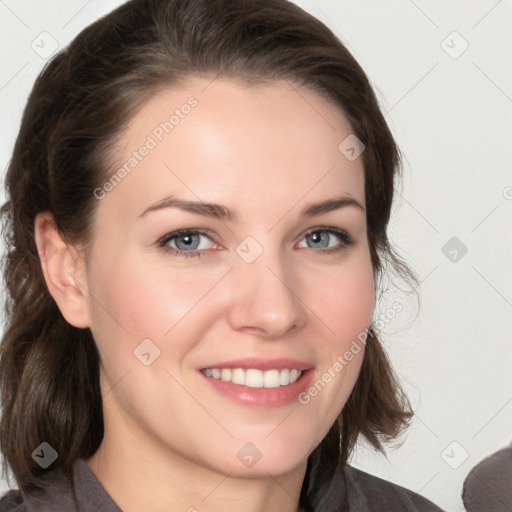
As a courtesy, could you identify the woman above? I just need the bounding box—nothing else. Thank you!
[0,0,445,510]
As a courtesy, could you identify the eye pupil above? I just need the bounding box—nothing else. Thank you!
[308,231,329,248]
[176,234,199,250]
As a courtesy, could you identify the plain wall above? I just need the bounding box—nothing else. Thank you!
[0,1,511,511]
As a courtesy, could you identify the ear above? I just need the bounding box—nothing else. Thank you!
[34,211,91,328]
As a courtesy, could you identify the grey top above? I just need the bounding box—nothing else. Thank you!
[0,458,444,511]
[0,458,121,512]
[462,446,512,512]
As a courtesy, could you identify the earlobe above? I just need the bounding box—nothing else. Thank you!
[34,211,91,329]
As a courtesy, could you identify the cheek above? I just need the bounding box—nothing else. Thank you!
[85,251,229,365]
[298,253,374,418]
[312,254,375,347]
[87,241,374,362]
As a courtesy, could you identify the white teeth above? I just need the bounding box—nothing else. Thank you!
[231,368,245,385]
[263,369,281,388]
[203,367,303,388]
[245,369,263,388]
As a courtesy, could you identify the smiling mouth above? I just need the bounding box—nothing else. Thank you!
[200,368,303,388]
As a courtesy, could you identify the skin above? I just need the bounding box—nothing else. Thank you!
[35,77,375,512]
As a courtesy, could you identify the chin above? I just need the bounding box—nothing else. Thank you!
[214,433,314,478]
[223,454,308,480]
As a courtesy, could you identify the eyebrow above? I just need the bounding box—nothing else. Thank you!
[138,195,365,222]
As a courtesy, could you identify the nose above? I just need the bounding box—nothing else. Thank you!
[226,247,307,339]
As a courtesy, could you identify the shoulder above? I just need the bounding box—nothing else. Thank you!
[0,490,25,512]
[0,463,73,512]
[462,446,512,512]
[0,459,122,512]
[344,465,445,511]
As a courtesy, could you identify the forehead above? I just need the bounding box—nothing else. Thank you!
[99,77,365,224]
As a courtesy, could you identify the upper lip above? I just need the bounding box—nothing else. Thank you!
[199,358,314,371]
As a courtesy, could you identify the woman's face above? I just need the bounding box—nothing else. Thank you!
[81,77,375,477]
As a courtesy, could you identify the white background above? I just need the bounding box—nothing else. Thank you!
[1,1,511,511]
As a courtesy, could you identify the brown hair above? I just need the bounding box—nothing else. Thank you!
[0,0,418,508]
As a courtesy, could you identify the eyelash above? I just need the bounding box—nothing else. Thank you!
[157,227,354,259]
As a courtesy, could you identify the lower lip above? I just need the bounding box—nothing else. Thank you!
[200,370,314,408]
